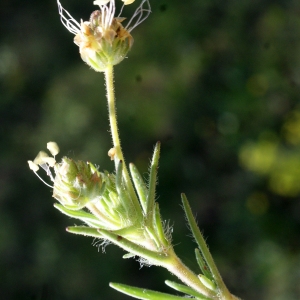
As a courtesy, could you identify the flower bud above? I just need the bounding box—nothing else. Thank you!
[53,157,104,209]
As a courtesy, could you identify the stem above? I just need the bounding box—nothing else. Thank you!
[100,228,214,298]
[104,64,143,220]
[163,248,216,299]
[104,64,123,167]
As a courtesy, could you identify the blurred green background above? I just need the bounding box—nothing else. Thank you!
[1,0,300,299]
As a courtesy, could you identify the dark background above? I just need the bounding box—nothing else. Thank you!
[1,0,300,299]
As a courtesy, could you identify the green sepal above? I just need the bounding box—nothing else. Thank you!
[146,142,161,217]
[110,282,190,300]
[66,226,103,238]
[195,249,213,281]
[129,163,148,213]
[54,203,107,228]
[165,280,210,299]
[97,228,168,266]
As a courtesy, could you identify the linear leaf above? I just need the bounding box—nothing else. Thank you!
[146,142,160,216]
[165,280,210,299]
[110,282,191,300]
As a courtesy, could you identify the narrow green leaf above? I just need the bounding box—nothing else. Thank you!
[198,275,217,292]
[181,194,230,297]
[144,226,161,249]
[97,229,167,266]
[153,203,169,247]
[54,203,107,228]
[110,282,190,300]
[123,253,135,259]
[165,280,210,299]
[195,249,213,281]
[116,161,123,192]
[66,226,103,238]
[115,161,137,217]
[129,163,148,213]
[146,142,161,216]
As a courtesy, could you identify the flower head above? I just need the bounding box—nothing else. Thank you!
[28,142,106,210]
[28,143,137,231]
[57,0,151,71]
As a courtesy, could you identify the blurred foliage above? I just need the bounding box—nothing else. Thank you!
[1,0,300,299]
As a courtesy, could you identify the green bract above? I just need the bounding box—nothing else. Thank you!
[52,158,105,209]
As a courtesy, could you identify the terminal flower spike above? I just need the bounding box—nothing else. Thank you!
[57,0,151,71]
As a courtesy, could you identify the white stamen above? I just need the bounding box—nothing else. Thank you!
[33,170,54,188]
[93,0,116,29]
[122,0,135,5]
[40,163,56,182]
[47,142,60,157]
[125,0,151,32]
[57,0,81,35]
[93,0,111,5]
[33,151,49,165]
[28,160,39,172]
[42,157,57,168]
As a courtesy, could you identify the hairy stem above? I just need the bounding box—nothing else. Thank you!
[104,64,142,220]
[163,248,217,299]
[104,64,123,166]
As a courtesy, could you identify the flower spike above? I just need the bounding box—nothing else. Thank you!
[57,0,151,71]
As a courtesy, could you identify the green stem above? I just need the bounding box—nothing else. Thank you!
[104,64,123,166]
[99,228,215,298]
[104,64,142,220]
[162,248,217,299]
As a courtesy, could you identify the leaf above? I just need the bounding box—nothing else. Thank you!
[146,142,160,216]
[54,203,108,228]
[153,203,169,247]
[110,282,191,300]
[123,253,135,259]
[165,280,210,299]
[66,226,103,238]
[195,249,213,281]
[97,228,167,266]
[129,163,148,213]
[181,194,230,297]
